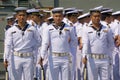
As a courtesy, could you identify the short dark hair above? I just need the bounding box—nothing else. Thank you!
[101,13,111,20]
[113,14,120,19]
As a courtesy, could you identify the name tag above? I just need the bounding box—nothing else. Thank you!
[88,31,93,33]
[49,29,54,31]
[11,31,16,34]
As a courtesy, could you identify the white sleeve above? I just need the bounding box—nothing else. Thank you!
[110,23,119,37]
[40,28,50,59]
[107,29,115,56]
[4,29,13,61]
[33,28,42,47]
[77,27,83,38]
[82,27,89,57]
[69,27,78,55]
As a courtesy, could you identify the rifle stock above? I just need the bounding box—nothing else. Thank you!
[5,68,9,80]
[41,65,45,80]
[83,56,88,80]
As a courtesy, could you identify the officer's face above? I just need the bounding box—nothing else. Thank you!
[90,12,101,24]
[16,11,27,23]
[53,13,63,24]
[31,15,40,23]
[110,16,114,22]
[8,19,14,25]
[107,16,112,24]
[118,15,120,21]
[84,17,90,23]
[69,14,78,23]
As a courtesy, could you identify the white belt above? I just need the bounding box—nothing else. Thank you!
[90,54,108,59]
[14,51,33,57]
[52,52,69,57]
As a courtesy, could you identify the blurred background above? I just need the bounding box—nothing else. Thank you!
[0,0,120,79]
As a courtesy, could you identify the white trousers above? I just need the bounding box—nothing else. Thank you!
[76,47,82,80]
[10,56,34,80]
[113,47,120,80]
[47,56,70,80]
[87,57,109,80]
[94,59,109,80]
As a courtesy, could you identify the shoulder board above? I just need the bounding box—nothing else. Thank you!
[103,30,108,33]
[64,28,69,31]
[27,29,33,32]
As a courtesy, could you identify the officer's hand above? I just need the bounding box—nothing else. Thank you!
[108,56,113,66]
[79,44,83,50]
[68,38,71,43]
[114,35,119,41]
[116,35,120,46]
[3,60,8,68]
[82,57,87,64]
[115,39,120,47]
[38,58,44,66]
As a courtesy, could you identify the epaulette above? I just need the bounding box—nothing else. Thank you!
[103,30,108,33]
[64,28,69,31]
[27,29,33,32]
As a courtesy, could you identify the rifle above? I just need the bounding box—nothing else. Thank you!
[41,65,45,80]
[83,56,88,80]
[5,67,9,80]
[4,60,9,80]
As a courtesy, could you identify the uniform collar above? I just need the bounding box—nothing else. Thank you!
[67,20,78,27]
[83,23,88,26]
[5,25,12,31]
[101,21,111,28]
[90,23,103,32]
[52,22,65,35]
[101,21,107,24]
[15,22,29,31]
[74,21,80,26]
[52,22,65,29]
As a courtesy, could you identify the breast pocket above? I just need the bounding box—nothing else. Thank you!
[100,32,108,40]
[25,31,33,40]
[60,30,70,39]
[12,31,21,40]
[88,32,96,45]
[50,31,59,39]
[88,32,95,40]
